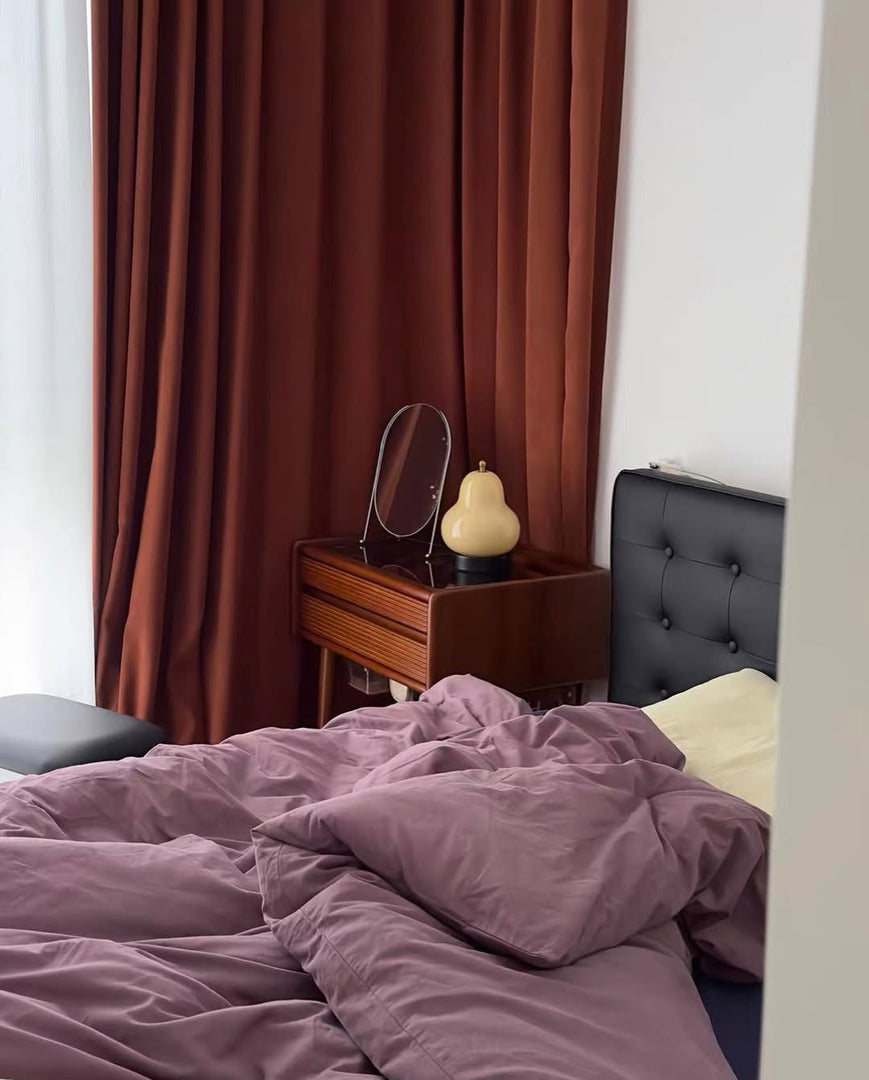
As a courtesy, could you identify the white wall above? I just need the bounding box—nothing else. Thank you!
[761,2,869,1076]
[594,1,823,565]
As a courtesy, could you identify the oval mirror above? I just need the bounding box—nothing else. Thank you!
[364,404,451,546]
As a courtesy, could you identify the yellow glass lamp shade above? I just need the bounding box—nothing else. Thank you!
[440,462,521,557]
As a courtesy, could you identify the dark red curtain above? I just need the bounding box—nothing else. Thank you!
[92,0,626,743]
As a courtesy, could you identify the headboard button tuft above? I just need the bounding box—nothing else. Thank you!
[664,546,674,559]
[659,689,670,699]
[661,617,671,630]
[728,640,738,653]
[731,563,741,576]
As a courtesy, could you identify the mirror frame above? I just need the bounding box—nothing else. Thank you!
[361,403,452,558]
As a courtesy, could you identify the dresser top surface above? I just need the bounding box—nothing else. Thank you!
[299,537,600,592]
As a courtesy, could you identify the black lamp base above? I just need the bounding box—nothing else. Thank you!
[452,552,512,585]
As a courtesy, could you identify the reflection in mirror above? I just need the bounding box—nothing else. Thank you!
[375,404,448,536]
[361,404,451,557]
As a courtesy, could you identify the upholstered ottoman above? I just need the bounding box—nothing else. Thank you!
[0,694,164,779]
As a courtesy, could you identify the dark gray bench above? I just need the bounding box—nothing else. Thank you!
[0,694,165,777]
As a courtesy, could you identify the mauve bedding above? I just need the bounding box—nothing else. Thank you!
[0,676,768,1079]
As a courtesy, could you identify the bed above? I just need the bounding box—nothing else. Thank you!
[0,468,784,1080]
[609,467,785,1080]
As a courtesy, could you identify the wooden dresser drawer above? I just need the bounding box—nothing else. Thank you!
[294,538,610,728]
[299,594,428,687]
[300,556,428,633]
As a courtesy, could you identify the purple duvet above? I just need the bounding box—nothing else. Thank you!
[0,677,768,1079]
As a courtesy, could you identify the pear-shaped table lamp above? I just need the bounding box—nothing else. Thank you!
[440,461,520,583]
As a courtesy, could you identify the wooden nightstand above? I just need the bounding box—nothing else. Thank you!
[294,539,610,727]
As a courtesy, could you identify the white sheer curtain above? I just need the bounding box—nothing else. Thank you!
[0,0,94,702]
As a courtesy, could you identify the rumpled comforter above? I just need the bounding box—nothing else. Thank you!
[0,676,769,1080]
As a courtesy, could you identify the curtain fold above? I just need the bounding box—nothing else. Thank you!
[92,0,626,742]
[461,0,626,557]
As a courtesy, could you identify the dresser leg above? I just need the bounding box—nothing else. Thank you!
[317,647,335,729]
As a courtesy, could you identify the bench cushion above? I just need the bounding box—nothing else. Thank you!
[0,695,164,775]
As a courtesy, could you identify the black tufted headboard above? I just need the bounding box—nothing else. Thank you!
[608,469,786,708]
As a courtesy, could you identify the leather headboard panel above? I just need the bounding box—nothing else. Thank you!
[608,469,786,707]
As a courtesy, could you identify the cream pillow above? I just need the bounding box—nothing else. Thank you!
[642,669,778,813]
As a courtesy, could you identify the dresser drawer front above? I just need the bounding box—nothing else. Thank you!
[300,595,427,687]
[300,557,428,633]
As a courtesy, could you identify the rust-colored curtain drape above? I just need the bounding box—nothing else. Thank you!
[92,0,626,743]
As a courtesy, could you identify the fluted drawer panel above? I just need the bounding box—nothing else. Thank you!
[300,595,427,686]
[301,558,428,633]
